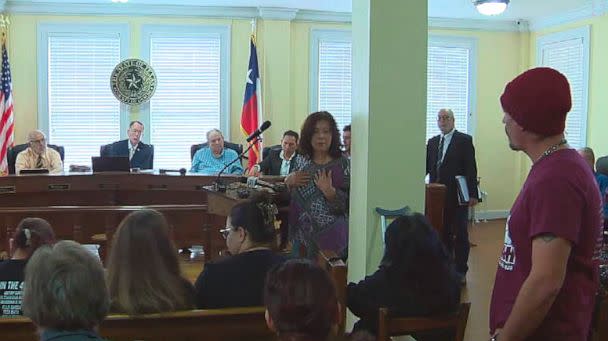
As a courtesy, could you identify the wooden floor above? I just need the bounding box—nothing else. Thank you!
[462,219,505,341]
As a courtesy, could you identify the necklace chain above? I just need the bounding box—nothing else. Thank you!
[536,139,568,164]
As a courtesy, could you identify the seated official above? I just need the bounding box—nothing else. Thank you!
[343,124,351,159]
[347,214,460,340]
[195,194,286,309]
[15,130,63,175]
[0,218,55,318]
[190,129,244,175]
[103,120,154,169]
[253,130,298,176]
[22,240,109,341]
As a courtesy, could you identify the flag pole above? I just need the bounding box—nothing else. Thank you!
[0,14,9,44]
[250,18,256,43]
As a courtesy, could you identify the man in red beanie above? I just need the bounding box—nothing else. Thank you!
[489,67,602,341]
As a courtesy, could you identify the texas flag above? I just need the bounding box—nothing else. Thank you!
[241,37,263,169]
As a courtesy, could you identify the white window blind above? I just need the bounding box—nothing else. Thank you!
[426,42,472,141]
[47,34,122,166]
[316,36,352,132]
[149,35,222,169]
[538,27,589,149]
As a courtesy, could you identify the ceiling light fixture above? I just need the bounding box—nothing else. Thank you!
[474,0,510,16]
[111,0,128,3]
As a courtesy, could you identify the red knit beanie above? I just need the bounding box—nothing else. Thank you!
[500,67,571,137]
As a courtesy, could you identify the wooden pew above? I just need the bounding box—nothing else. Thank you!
[377,302,471,341]
[0,307,273,341]
[317,250,347,335]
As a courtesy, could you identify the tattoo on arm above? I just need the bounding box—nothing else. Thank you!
[538,233,557,243]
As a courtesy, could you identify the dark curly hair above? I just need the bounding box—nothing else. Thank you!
[298,111,343,159]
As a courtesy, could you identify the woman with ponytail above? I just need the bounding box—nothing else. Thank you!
[195,193,287,309]
[0,218,55,317]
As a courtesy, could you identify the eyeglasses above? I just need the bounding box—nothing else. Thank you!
[220,227,232,239]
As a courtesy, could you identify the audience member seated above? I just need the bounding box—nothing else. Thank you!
[285,111,350,259]
[191,129,244,175]
[107,210,195,315]
[22,240,109,341]
[253,130,299,176]
[102,120,154,170]
[579,147,608,229]
[347,213,461,340]
[343,124,351,159]
[0,218,55,318]
[264,259,342,341]
[195,194,286,309]
[15,130,63,175]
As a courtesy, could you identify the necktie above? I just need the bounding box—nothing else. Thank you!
[436,136,444,179]
[129,146,135,160]
[36,154,43,169]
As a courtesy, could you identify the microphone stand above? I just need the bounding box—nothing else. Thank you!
[214,136,260,192]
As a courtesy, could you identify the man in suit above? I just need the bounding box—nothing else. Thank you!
[254,130,298,176]
[426,108,478,284]
[103,121,154,169]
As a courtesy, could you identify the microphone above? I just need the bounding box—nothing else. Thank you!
[214,121,273,192]
[246,121,271,143]
[159,168,187,176]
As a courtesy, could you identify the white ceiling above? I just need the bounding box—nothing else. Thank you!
[5,0,598,22]
[429,0,592,21]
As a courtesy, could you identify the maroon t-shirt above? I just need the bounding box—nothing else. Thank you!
[490,149,602,340]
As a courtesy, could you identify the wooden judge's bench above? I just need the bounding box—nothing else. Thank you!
[0,172,282,261]
[0,172,446,262]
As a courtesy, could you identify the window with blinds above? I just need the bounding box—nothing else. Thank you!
[537,26,590,149]
[38,25,128,167]
[426,37,477,141]
[310,30,352,132]
[144,26,229,169]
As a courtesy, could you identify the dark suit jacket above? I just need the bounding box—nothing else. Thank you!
[103,139,154,170]
[258,150,296,176]
[426,131,478,209]
[194,249,287,309]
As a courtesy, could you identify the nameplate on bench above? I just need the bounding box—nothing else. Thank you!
[48,184,70,191]
[0,185,16,194]
[148,184,168,190]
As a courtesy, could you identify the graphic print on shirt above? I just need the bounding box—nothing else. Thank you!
[499,216,516,271]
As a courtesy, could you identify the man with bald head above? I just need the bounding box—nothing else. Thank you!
[426,108,478,285]
[190,129,243,175]
[15,130,63,174]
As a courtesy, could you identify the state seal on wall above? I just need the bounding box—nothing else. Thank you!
[110,59,157,105]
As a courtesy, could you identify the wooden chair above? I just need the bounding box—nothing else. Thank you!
[425,183,447,236]
[377,302,470,341]
[0,307,272,341]
[317,249,348,334]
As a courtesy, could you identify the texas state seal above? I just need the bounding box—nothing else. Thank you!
[110,59,157,105]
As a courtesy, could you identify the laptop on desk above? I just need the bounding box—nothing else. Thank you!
[91,156,130,172]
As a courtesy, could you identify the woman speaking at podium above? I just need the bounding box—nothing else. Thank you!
[285,111,350,259]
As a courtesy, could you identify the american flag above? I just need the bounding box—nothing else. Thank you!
[0,41,13,176]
